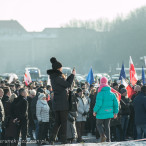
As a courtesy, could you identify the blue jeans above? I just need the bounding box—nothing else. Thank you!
[136,124,146,139]
[121,115,129,140]
[34,119,39,140]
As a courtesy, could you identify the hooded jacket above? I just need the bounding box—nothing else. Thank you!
[133,92,146,125]
[94,86,119,119]
[36,97,50,122]
[11,95,28,122]
[47,69,74,111]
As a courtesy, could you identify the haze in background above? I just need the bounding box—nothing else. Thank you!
[0,0,146,75]
[0,0,146,31]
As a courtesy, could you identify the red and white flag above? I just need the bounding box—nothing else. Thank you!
[122,78,136,99]
[24,70,32,86]
[129,56,138,86]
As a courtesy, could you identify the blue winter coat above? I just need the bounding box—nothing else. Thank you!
[93,86,119,119]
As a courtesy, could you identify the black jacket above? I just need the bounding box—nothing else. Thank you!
[133,92,146,125]
[30,95,38,120]
[11,95,28,122]
[2,95,9,110]
[120,96,131,115]
[47,69,74,111]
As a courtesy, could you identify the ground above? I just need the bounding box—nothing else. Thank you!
[18,135,146,146]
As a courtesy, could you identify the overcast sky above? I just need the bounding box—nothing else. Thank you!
[0,0,146,31]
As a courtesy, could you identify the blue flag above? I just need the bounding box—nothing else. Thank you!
[142,66,145,85]
[86,67,94,85]
[119,63,126,80]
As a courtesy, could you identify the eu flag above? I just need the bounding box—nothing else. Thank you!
[142,66,145,85]
[86,67,94,85]
[119,63,126,80]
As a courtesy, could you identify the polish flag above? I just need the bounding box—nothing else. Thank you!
[122,78,136,99]
[24,70,32,86]
[111,88,121,101]
[129,56,138,86]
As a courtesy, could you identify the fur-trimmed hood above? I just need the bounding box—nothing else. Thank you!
[47,69,62,79]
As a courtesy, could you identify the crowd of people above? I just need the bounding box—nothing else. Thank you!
[0,57,146,146]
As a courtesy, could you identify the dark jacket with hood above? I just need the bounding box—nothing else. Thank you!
[133,92,146,125]
[120,96,131,115]
[47,69,74,111]
[11,95,28,122]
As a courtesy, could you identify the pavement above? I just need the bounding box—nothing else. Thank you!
[17,134,146,146]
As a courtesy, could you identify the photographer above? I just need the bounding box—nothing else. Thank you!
[47,57,75,144]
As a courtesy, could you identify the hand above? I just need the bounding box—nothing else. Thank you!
[13,118,18,123]
[114,114,117,119]
[93,112,96,117]
[72,69,76,76]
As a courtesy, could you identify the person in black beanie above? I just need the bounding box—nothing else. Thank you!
[47,57,76,144]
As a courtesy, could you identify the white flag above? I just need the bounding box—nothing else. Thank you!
[47,75,51,85]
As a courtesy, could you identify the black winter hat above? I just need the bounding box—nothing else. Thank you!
[77,88,82,93]
[113,82,118,87]
[120,88,127,94]
[50,57,62,70]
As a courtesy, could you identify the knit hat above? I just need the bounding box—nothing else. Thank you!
[100,77,108,84]
[77,88,82,93]
[50,57,62,70]
[120,88,127,94]
[38,93,46,100]
[98,77,109,92]
[37,87,45,94]
[113,82,118,87]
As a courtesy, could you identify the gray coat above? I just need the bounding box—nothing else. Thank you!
[36,100,49,122]
[67,112,77,139]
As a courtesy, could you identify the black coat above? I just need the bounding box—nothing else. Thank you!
[47,69,74,111]
[4,100,17,138]
[11,95,28,123]
[27,96,35,128]
[133,92,146,125]
[30,95,38,120]
[2,95,9,111]
[120,96,131,116]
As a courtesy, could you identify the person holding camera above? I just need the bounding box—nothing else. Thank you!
[76,88,90,143]
[47,57,75,144]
